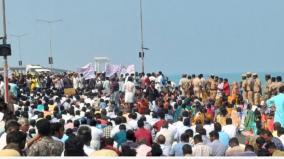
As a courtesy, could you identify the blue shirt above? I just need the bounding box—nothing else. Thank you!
[218,131,229,147]
[267,93,284,127]
[170,142,190,156]
[207,140,227,156]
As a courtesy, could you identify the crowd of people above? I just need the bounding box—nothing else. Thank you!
[0,70,284,156]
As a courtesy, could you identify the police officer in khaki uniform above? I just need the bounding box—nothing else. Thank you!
[269,77,278,97]
[264,74,272,100]
[253,73,261,105]
[210,76,218,100]
[241,74,248,101]
[276,76,284,93]
[246,72,254,104]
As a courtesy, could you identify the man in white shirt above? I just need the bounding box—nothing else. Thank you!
[222,118,237,139]
[174,118,191,142]
[89,119,103,150]
[127,113,138,130]
[157,134,171,156]
[155,123,174,146]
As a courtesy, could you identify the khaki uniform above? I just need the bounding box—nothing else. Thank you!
[246,77,254,104]
[193,78,201,98]
[210,80,218,100]
[180,78,189,97]
[269,82,278,97]
[264,79,272,100]
[253,78,261,105]
[242,80,248,101]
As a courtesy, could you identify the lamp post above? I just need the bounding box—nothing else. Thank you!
[10,33,28,66]
[36,19,62,71]
[139,0,149,73]
[0,0,11,105]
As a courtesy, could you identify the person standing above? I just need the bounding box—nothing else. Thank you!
[253,73,261,106]
[241,74,248,101]
[267,86,284,127]
[124,77,135,113]
[246,73,254,105]
[264,74,272,100]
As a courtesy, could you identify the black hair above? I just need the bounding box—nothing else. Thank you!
[245,144,254,152]
[64,136,87,156]
[214,122,222,132]
[183,118,190,126]
[50,122,64,136]
[6,130,27,146]
[193,134,203,143]
[137,119,144,128]
[181,133,189,142]
[185,129,194,138]
[229,137,239,147]
[36,119,51,136]
[209,131,219,139]
[126,130,136,142]
[226,118,233,125]
[77,126,92,145]
[4,120,20,133]
[182,144,192,155]
[151,143,163,156]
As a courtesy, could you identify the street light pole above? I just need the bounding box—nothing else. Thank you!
[36,19,62,72]
[139,0,145,73]
[1,0,9,104]
[10,33,28,66]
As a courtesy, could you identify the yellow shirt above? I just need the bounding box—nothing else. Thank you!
[0,149,20,156]
[273,150,284,156]
[89,149,118,157]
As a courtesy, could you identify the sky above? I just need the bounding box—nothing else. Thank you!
[1,0,284,75]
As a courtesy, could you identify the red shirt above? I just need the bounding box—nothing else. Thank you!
[153,119,167,132]
[223,82,230,96]
[135,128,152,146]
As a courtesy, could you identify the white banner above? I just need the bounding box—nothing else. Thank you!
[78,63,95,80]
[105,64,135,77]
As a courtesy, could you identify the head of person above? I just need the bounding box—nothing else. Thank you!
[126,130,136,142]
[273,122,281,131]
[277,127,284,137]
[181,133,190,143]
[229,137,239,148]
[185,129,194,138]
[137,119,144,129]
[119,124,126,131]
[64,136,86,156]
[266,142,277,156]
[260,129,273,142]
[36,119,51,137]
[51,122,64,139]
[265,74,271,81]
[104,137,114,147]
[6,130,27,152]
[209,131,219,142]
[150,143,163,156]
[276,76,282,82]
[157,135,166,145]
[182,144,192,156]
[256,137,266,148]
[193,134,203,145]
[214,122,222,132]
[18,118,29,133]
[271,77,276,82]
[226,118,233,125]
[121,145,137,156]
[244,144,255,152]
[77,126,92,146]
[183,117,190,127]
[279,85,284,94]
[5,120,20,133]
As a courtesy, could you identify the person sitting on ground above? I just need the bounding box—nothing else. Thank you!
[182,144,192,156]
[225,137,244,156]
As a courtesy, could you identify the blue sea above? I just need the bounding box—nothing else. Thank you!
[167,72,284,85]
